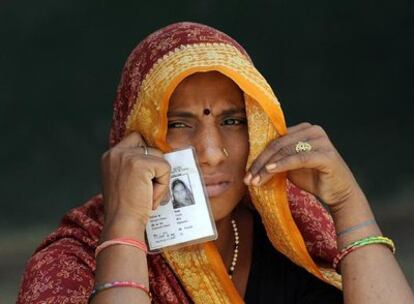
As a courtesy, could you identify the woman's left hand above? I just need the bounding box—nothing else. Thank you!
[244,122,361,209]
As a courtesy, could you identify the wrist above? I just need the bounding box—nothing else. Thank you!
[101,214,147,242]
[327,188,383,248]
[328,186,369,219]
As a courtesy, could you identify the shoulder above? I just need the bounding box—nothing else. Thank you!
[17,195,104,304]
[35,195,104,253]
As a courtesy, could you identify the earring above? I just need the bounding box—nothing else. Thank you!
[222,147,229,157]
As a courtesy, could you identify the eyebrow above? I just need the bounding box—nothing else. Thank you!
[167,107,246,118]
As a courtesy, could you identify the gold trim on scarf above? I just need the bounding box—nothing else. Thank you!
[125,42,342,303]
[163,242,243,303]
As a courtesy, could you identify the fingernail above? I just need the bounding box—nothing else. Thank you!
[266,163,277,171]
[159,191,171,206]
[252,175,261,186]
[244,172,252,184]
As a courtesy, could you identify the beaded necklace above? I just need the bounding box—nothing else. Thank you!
[228,218,240,278]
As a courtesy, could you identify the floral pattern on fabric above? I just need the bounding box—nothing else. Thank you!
[17,196,191,304]
[287,180,338,263]
[17,184,337,303]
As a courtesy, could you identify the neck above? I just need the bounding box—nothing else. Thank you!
[214,204,246,274]
[214,204,254,297]
[215,212,234,262]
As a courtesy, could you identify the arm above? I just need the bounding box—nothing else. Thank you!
[91,132,171,304]
[330,189,413,304]
[245,122,414,304]
[91,217,150,303]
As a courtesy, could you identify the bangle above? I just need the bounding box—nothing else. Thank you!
[95,238,148,257]
[333,235,395,270]
[336,219,376,236]
[88,280,151,303]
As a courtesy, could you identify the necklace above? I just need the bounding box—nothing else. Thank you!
[228,218,240,278]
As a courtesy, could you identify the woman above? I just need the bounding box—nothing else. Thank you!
[17,22,413,303]
[171,179,195,209]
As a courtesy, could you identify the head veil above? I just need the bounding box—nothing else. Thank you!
[110,22,341,303]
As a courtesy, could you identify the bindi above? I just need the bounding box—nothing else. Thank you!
[203,108,211,115]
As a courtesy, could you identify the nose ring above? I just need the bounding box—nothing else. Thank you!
[222,147,229,157]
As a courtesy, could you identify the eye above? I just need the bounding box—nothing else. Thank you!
[221,118,247,126]
[168,121,190,129]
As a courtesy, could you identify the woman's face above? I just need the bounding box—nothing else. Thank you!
[167,71,249,221]
[172,182,187,204]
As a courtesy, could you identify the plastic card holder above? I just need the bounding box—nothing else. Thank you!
[145,147,217,253]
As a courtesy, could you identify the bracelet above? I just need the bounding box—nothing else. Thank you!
[333,236,395,270]
[88,280,151,303]
[95,238,148,257]
[336,219,376,236]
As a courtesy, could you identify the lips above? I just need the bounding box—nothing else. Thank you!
[203,175,231,197]
[205,182,230,197]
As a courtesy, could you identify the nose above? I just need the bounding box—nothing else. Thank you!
[194,125,227,168]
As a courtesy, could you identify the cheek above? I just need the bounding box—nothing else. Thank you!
[210,183,247,221]
[229,131,249,172]
[240,139,249,167]
[166,131,192,150]
[211,134,249,220]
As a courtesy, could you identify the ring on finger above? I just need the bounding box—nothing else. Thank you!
[140,145,149,155]
[295,141,312,153]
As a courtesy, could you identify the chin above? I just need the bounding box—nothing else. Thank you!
[209,196,239,222]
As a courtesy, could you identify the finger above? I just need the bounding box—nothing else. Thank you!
[151,159,171,207]
[135,146,164,158]
[287,124,328,140]
[126,152,171,208]
[159,191,172,206]
[286,122,313,135]
[266,137,328,168]
[153,185,171,209]
[120,148,164,163]
[117,132,146,148]
[245,126,322,182]
[153,182,170,209]
[152,199,161,211]
[153,164,170,186]
[252,137,326,186]
[262,150,327,176]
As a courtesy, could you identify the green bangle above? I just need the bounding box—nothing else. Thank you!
[333,236,395,270]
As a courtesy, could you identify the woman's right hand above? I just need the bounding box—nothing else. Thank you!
[100,132,171,233]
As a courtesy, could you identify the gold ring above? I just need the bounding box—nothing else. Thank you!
[295,141,312,153]
[222,147,229,157]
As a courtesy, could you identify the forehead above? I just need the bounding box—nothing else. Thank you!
[173,182,185,190]
[169,71,244,109]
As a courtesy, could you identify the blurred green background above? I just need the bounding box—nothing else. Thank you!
[1,0,413,302]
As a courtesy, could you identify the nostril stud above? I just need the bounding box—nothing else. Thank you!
[203,108,211,115]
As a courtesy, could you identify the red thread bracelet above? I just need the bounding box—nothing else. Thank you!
[95,238,148,257]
